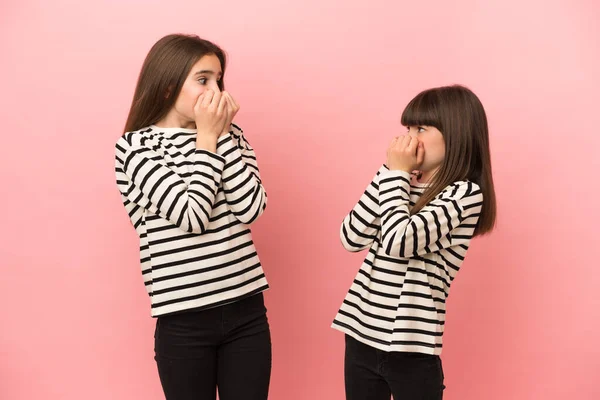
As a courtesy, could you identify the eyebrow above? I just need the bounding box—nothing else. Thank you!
[195,70,222,76]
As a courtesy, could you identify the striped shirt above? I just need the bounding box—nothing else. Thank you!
[115,123,269,317]
[332,166,483,355]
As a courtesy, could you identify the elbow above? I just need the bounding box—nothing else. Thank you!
[340,231,366,253]
[341,240,363,253]
[235,205,263,225]
[340,222,361,252]
[340,237,354,252]
[236,194,267,225]
[237,215,257,225]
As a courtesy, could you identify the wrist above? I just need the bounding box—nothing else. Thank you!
[388,164,412,173]
[195,134,218,152]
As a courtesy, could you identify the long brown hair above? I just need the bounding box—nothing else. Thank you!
[124,34,227,133]
[401,85,496,236]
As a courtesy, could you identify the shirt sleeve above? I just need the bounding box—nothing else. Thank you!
[378,170,483,257]
[216,124,267,225]
[114,136,225,234]
[339,165,389,252]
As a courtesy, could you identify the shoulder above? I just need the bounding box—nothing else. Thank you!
[115,127,155,157]
[118,127,153,147]
[438,180,483,212]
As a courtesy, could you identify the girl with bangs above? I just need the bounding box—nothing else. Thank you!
[333,85,497,399]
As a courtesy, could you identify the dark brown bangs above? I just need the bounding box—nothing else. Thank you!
[401,88,442,130]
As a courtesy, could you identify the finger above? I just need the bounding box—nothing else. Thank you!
[220,91,230,108]
[194,92,206,111]
[210,91,222,110]
[387,138,396,157]
[217,92,228,116]
[398,135,410,149]
[228,93,239,115]
[407,136,418,152]
[227,92,239,111]
[224,98,235,132]
[202,90,214,107]
[222,91,232,105]
[416,142,425,165]
[223,93,234,113]
[394,137,405,153]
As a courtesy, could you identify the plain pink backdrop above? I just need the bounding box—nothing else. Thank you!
[1,0,599,399]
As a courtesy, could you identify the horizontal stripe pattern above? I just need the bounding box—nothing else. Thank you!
[333,166,483,355]
[115,124,268,317]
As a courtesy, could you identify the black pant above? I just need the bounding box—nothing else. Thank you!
[345,335,445,400]
[154,293,271,400]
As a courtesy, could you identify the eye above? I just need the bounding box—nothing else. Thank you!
[198,77,207,85]
[417,126,426,133]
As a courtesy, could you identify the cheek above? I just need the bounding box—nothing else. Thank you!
[422,138,445,161]
[187,86,205,102]
[432,141,445,160]
[179,82,204,104]
[195,86,208,96]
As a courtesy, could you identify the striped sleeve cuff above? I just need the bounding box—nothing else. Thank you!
[378,170,412,217]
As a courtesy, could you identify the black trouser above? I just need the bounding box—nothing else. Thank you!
[345,335,445,400]
[154,293,271,400]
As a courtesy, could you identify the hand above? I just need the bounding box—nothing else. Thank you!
[194,90,228,138]
[386,135,424,172]
[220,92,240,136]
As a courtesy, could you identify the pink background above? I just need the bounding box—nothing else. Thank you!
[1,0,599,399]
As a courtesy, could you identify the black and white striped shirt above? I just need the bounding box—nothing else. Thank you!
[115,124,268,317]
[332,166,483,354]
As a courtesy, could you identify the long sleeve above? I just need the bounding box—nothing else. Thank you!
[378,170,483,258]
[339,165,389,252]
[216,124,267,225]
[115,137,225,234]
